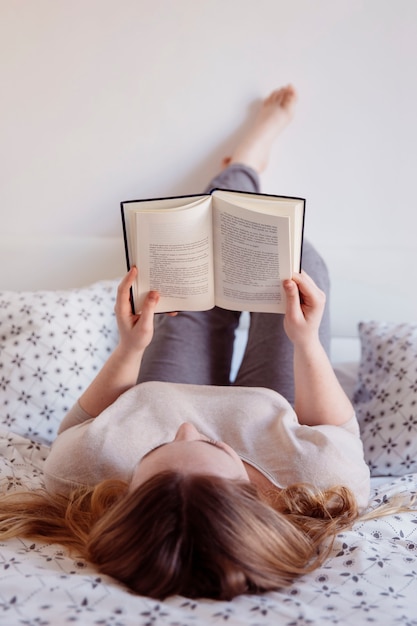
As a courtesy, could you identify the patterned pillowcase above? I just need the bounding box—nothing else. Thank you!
[354,321,417,476]
[0,281,119,445]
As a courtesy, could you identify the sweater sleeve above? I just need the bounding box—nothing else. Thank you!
[58,401,94,434]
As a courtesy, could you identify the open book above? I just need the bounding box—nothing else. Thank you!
[121,189,305,314]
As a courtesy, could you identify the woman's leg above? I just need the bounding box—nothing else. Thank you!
[233,240,331,404]
[137,164,259,386]
[204,163,260,195]
[137,307,240,385]
[138,85,299,386]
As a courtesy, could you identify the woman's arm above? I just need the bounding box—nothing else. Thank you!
[77,267,160,417]
[283,271,354,426]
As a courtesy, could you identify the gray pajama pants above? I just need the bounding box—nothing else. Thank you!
[137,164,331,405]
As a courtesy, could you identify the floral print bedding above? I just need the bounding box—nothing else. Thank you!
[0,428,416,626]
[0,281,416,624]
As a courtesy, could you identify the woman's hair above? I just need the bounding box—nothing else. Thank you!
[87,473,359,599]
[0,472,361,600]
[0,479,125,554]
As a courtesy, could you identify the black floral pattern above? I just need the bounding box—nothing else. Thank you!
[354,321,417,477]
[1,431,416,624]
[0,282,118,444]
[0,287,416,623]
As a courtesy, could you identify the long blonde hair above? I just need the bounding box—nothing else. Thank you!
[0,472,360,599]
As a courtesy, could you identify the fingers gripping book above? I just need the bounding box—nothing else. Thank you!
[121,189,305,314]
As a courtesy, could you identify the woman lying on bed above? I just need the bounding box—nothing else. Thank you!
[0,86,372,600]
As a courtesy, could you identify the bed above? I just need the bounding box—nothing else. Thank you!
[0,237,416,625]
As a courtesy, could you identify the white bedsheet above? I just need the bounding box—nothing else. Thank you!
[0,240,416,624]
[0,426,416,625]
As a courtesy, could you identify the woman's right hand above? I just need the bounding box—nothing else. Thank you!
[283,270,326,347]
[283,270,355,427]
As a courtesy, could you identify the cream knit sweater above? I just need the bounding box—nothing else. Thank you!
[44,381,370,510]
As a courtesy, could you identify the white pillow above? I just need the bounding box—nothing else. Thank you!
[354,321,417,476]
[0,281,119,444]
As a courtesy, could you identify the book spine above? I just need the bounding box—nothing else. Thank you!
[120,203,135,314]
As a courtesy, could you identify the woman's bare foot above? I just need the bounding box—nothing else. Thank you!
[224,85,297,173]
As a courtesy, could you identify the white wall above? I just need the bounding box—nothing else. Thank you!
[1,0,416,294]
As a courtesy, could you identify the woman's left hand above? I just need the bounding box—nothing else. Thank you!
[114,267,160,354]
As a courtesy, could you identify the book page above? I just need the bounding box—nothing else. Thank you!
[212,198,292,313]
[213,189,304,272]
[131,197,214,313]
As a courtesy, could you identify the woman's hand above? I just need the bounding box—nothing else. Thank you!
[283,271,354,426]
[115,267,160,355]
[77,267,171,417]
[283,270,326,347]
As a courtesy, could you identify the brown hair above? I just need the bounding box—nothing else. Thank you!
[0,472,364,599]
[87,472,359,599]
